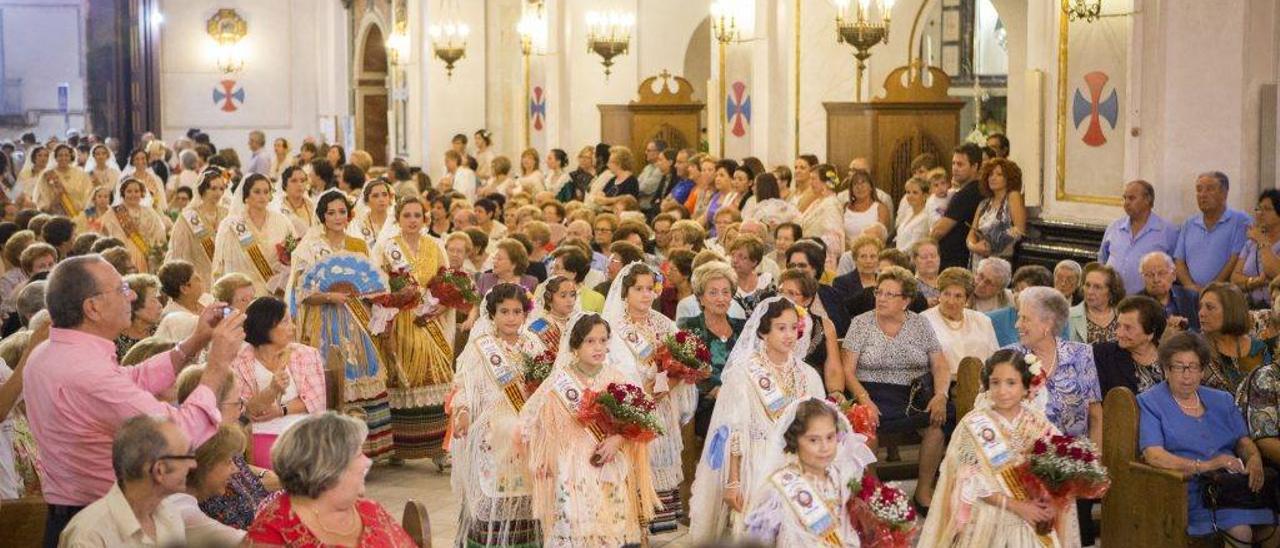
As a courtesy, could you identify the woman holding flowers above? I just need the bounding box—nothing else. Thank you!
[602,261,696,532]
[690,296,826,542]
[370,196,457,465]
[288,189,394,462]
[1139,332,1273,542]
[451,283,542,547]
[519,313,661,546]
[213,173,296,297]
[743,397,876,547]
[920,349,1082,547]
[101,177,170,273]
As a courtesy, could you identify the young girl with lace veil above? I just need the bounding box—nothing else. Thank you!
[450,283,543,547]
[519,312,659,547]
[743,397,876,546]
[526,275,578,354]
[689,296,826,542]
[918,349,1080,547]
[602,261,696,532]
[286,189,394,462]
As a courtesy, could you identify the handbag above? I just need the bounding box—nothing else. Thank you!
[905,373,956,418]
[1200,467,1280,544]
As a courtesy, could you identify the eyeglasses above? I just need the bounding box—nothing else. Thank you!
[157,454,197,462]
[1168,363,1203,375]
[93,282,135,299]
[874,290,906,299]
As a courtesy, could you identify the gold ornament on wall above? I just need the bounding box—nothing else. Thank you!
[206,8,248,74]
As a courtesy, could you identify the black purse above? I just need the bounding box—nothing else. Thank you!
[1201,468,1280,510]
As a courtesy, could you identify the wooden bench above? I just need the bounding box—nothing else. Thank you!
[402,499,431,547]
[1100,387,1219,547]
[0,496,46,548]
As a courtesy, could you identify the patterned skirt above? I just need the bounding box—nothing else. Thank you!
[384,313,454,460]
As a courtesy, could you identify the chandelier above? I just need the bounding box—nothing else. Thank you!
[834,0,894,102]
[429,1,470,78]
[1066,0,1103,23]
[585,11,634,78]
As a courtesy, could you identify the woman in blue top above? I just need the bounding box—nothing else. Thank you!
[1231,189,1280,308]
[1139,332,1273,542]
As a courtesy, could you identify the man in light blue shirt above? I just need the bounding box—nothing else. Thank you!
[244,130,272,176]
[1099,180,1180,294]
[1174,171,1252,291]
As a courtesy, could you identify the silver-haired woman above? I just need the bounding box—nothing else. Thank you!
[245,412,416,546]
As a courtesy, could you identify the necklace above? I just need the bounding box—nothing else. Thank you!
[573,360,603,380]
[1176,392,1202,411]
[940,310,965,331]
[306,504,360,537]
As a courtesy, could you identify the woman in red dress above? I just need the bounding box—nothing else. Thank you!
[246,412,416,547]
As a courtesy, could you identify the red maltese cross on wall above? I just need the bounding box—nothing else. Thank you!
[1071,71,1118,147]
[213,80,245,113]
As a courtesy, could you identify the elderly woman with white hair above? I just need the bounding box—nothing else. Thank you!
[246,412,416,546]
[970,257,1013,312]
[1055,259,1085,305]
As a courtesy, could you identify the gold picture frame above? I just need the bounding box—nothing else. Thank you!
[1054,0,1123,206]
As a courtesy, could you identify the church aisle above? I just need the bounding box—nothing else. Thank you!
[364,461,694,546]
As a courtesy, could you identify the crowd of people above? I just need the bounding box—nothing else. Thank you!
[0,124,1272,547]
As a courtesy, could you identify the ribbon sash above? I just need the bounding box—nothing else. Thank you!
[384,238,412,272]
[234,219,278,285]
[747,359,790,420]
[184,209,216,260]
[114,205,152,257]
[617,322,655,362]
[549,371,606,441]
[966,411,1055,547]
[770,468,843,546]
[476,335,526,412]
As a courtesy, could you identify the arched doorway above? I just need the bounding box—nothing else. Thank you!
[355,24,390,166]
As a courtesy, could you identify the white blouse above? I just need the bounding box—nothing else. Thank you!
[922,306,1000,374]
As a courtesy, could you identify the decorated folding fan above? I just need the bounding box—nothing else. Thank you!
[296,251,390,299]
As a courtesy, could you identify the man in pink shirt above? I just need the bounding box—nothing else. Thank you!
[22,255,246,547]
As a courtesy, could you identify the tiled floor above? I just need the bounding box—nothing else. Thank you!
[364,460,697,547]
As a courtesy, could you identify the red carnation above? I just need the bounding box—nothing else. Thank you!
[860,474,878,498]
[1033,440,1048,455]
[1083,453,1095,463]
[1056,445,1069,457]
[881,485,898,502]
[1068,447,1084,460]
[675,331,689,344]
[696,348,711,362]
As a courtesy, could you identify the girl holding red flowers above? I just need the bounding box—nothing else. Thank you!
[519,313,659,546]
[743,397,875,547]
[602,261,694,533]
[451,283,542,547]
[919,349,1080,547]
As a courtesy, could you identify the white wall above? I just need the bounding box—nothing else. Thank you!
[0,0,86,139]
[157,0,349,168]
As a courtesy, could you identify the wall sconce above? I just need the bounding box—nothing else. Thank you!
[585,11,634,78]
[206,8,248,74]
[386,21,411,65]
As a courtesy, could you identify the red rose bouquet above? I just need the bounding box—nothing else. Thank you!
[1016,433,1111,507]
[848,474,918,548]
[427,266,480,311]
[521,348,557,394]
[368,266,423,312]
[275,234,299,267]
[577,382,665,444]
[653,330,713,385]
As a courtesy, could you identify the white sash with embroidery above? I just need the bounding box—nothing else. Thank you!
[184,209,210,239]
[770,468,841,543]
[965,411,1016,470]
[549,370,605,441]
[384,237,412,272]
[477,335,517,387]
[747,359,790,420]
[617,322,655,361]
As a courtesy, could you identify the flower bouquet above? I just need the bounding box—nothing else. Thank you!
[367,266,429,334]
[577,382,664,465]
[653,330,713,385]
[521,348,556,394]
[1016,433,1111,507]
[427,266,480,311]
[836,400,877,442]
[275,234,299,267]
[848,474,918,548]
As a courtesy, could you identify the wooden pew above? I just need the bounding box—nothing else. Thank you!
[1100,387,1218,547]
[0,496,47,548]
[402,499,431,547]
[953,357,983,420]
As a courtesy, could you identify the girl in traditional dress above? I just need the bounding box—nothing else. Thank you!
[602,261,696,533]
[370,197,455,465]
[74,186,113,235]
[451,283,542,547]
[520,313,660,547]
[689,296,825,542]
[527,275,577,354]
[287,189,395,462]
[743,397,876,547]
[16,145,49,208]
[212,173,296,297]
[799,164,846,276]
[167,169,229,284]
[349,178,395,249]
[123,147,169,216]
[919,349,1080,547]
[85,144,119,190]
[33,143,92,217]
[271,165,316,237]
[101,178,171,273]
